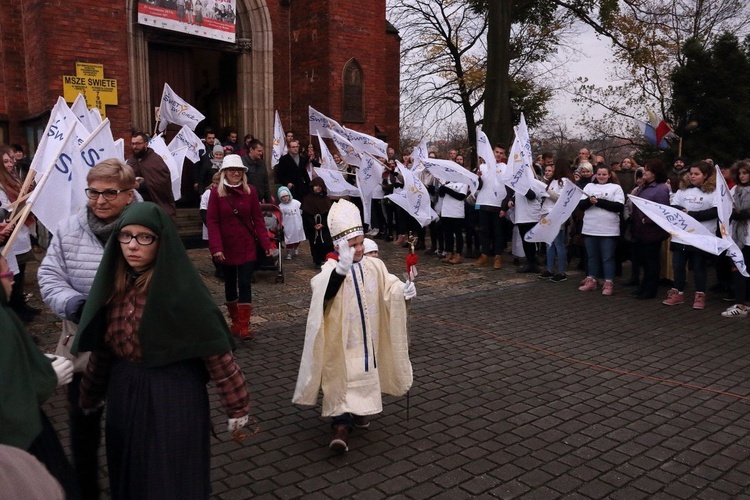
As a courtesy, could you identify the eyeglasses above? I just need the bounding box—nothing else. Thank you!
[85,188,127,201]
[117,232,159,246]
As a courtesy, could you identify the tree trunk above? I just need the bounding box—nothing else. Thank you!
[483,0,513,147]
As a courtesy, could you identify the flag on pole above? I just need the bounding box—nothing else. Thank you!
[308,106,347,139]
[149,134,184,201]
[271,111,287,168]
[316,135,338,170]
[714,165,749,277]
[504,133,545,197]
[356,153,385,227]
[168,125,205,164]
[32,98,81,180]
[524,179,584,244]
[330,130,362,167]
[421,157,479,194]
[630,196,733,255]
[70,94,97,133]
[412,138,429,162]
[344,127,388,158]
[384,162,436,228]
[78,118,120,167]
[114,138,124,162]
[476,127,496,170]
[313,168,359,197]
[88,108,103,128]
[157,83,206,133]
[29,120,88,233]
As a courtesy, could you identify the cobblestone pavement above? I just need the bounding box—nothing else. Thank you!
[28,237,750,499]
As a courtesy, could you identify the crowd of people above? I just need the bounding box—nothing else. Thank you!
[1,124,749,496]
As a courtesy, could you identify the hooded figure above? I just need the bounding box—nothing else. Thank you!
[73,202,250,500]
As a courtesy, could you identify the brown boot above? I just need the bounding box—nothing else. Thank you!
[473,254,489,267]
[493,255,502,269]
[448,253,463,264]
[236,303,253,339]
[329,424,349,452]
[225,301,241,336]
[440,252,454,263]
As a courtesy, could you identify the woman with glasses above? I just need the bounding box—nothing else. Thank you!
[0,145,41,322]
[39,158,137,499]
[73,202,251,499]
[207,154,272,339]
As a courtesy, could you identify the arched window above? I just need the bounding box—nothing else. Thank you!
[342,59,364,122]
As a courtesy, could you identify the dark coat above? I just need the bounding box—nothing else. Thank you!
[276,153,311,201]
[127,148,176,221]
[632,181,670,243]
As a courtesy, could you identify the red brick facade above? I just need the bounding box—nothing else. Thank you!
[0,0,399,151]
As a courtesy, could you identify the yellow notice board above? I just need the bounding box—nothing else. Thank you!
[62,62,118,118]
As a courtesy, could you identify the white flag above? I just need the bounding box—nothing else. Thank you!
[313,167,359,197]
[29,121,88,232]
[149,135,183,201]
[714,165,749,277]
[630,196,732,256]
[114,138,124,163]
[344,127,388,158]
[525,179,584,244]
[385,162,436,228]
[70,94,96,133]
[356,153,385,226]
[32,98,80,179]
[168,125,205,164]
[476,127,496,170]
[421,157,479,194]
[157,83,205,133]
[271,111,287,168]
[330,130,362,167]
[308,106,347,139]
[317,135,338,171]
[78,118,120,167]
[88,108,103,128]
[412,138,429,161]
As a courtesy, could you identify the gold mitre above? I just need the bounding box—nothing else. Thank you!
[328,198,364,245]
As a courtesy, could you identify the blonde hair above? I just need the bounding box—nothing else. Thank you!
[87,158,136,189]
[216,169,251,197]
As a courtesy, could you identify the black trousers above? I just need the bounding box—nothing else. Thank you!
[634,241,662,298]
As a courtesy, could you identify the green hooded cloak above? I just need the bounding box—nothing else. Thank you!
[72,202,235,366]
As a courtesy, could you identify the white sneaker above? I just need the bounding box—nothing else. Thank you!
[286,253,292,261]
[294,248,299,255]
[721,304,748,317]
[366,228,379,237]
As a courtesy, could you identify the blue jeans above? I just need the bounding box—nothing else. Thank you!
[546,227,567,274]
[584,236,617,281]
[672,248,707,293]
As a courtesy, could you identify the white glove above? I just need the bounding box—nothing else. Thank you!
[45,354,74,386]
[335,239,355,275]
[403,281,417,300]
[228,415,249,433]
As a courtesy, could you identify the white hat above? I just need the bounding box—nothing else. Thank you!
[327,199,364,245]
[213,143,224,155]
[363,238,378,255]
[220,154,247,172]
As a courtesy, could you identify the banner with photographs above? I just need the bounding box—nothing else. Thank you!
[138,0,236,43]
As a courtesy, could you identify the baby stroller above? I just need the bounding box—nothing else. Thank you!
[255,203,285,283]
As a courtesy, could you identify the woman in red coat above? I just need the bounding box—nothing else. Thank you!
[207,154,272,339]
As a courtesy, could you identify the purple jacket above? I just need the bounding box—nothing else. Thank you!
[632,182,670,243]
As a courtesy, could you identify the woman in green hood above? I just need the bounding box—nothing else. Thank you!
[73,202,251,499]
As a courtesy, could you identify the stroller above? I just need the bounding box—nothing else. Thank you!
[255,203,285,283]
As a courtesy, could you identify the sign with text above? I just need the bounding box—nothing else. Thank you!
[137,0,236,43]
[62,63,118,119]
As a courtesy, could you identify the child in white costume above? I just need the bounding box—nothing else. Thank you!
[292,199,415,453]
[277,186,306,260]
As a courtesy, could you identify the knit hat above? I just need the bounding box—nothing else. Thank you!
[363,238,378,255]
[219,154,247,172]
[327,198,363,245]
[277,186,292,203]
[213,143,224,156]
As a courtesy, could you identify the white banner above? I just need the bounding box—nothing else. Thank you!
[714,165,749,277]
[308,106,347,140]
[385,162,436,228]
[29,121,88,232]
[137,0,237,43]
[157,83,205,133]
[316,135,337,171]
[356,153,385,227]
[330,130,362,167]
[524,179,583,244]
[32,98,80,180]
[168,125,205,164]
[630,196,732,256]
[78,118,121,166]
[344,127,388,158]
[271,110,287,168]
[70,94,97,133]
[313,167,359,197]
[149,135,183,201]
[476,127,496,170]
[421,157,479,194]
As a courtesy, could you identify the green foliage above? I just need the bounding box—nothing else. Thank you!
[671,33,750,165]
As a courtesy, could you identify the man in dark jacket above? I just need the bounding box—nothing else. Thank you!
[275,139,311,201]
[126,132,176,221]
[241,139,271,203]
